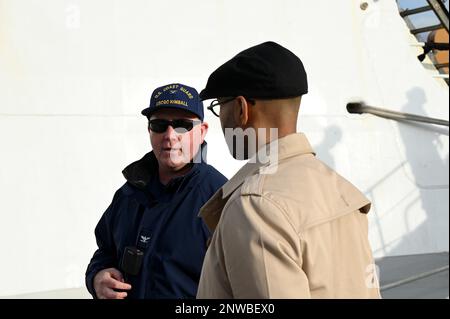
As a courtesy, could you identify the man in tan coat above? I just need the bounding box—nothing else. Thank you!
[196,41,381,299]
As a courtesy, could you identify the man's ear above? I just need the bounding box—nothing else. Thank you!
[234,96,249,127]
[200,121,209,143]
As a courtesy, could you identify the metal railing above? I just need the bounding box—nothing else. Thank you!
[428,0,449,32]
[347,102,449,127]
[399,0,449,84]
[400,0,449,33]
[400,5,434,18]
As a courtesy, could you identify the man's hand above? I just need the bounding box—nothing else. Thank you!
[93,268,132,299]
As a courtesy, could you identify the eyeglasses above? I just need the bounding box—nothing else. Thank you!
[207,97,255,118]
[207,97,235,118]
[148,119,201,133]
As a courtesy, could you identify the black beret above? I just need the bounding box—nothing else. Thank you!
[199,41,308,100]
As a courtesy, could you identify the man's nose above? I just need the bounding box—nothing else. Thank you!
[163,125,179,140]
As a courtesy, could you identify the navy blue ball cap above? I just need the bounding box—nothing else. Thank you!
[141,83,204,121]
[199,41,308,101]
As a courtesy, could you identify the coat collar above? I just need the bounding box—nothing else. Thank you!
[200,133,315,231]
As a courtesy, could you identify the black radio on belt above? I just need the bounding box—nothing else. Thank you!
[121,246,144,276]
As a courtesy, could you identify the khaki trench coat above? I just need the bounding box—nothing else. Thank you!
[197,133,380,299]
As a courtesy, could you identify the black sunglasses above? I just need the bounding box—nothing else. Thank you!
[148,118,201,133]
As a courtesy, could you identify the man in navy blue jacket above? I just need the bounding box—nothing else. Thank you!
[86,83,227,299]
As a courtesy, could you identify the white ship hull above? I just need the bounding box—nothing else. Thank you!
[0,0,448,297]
